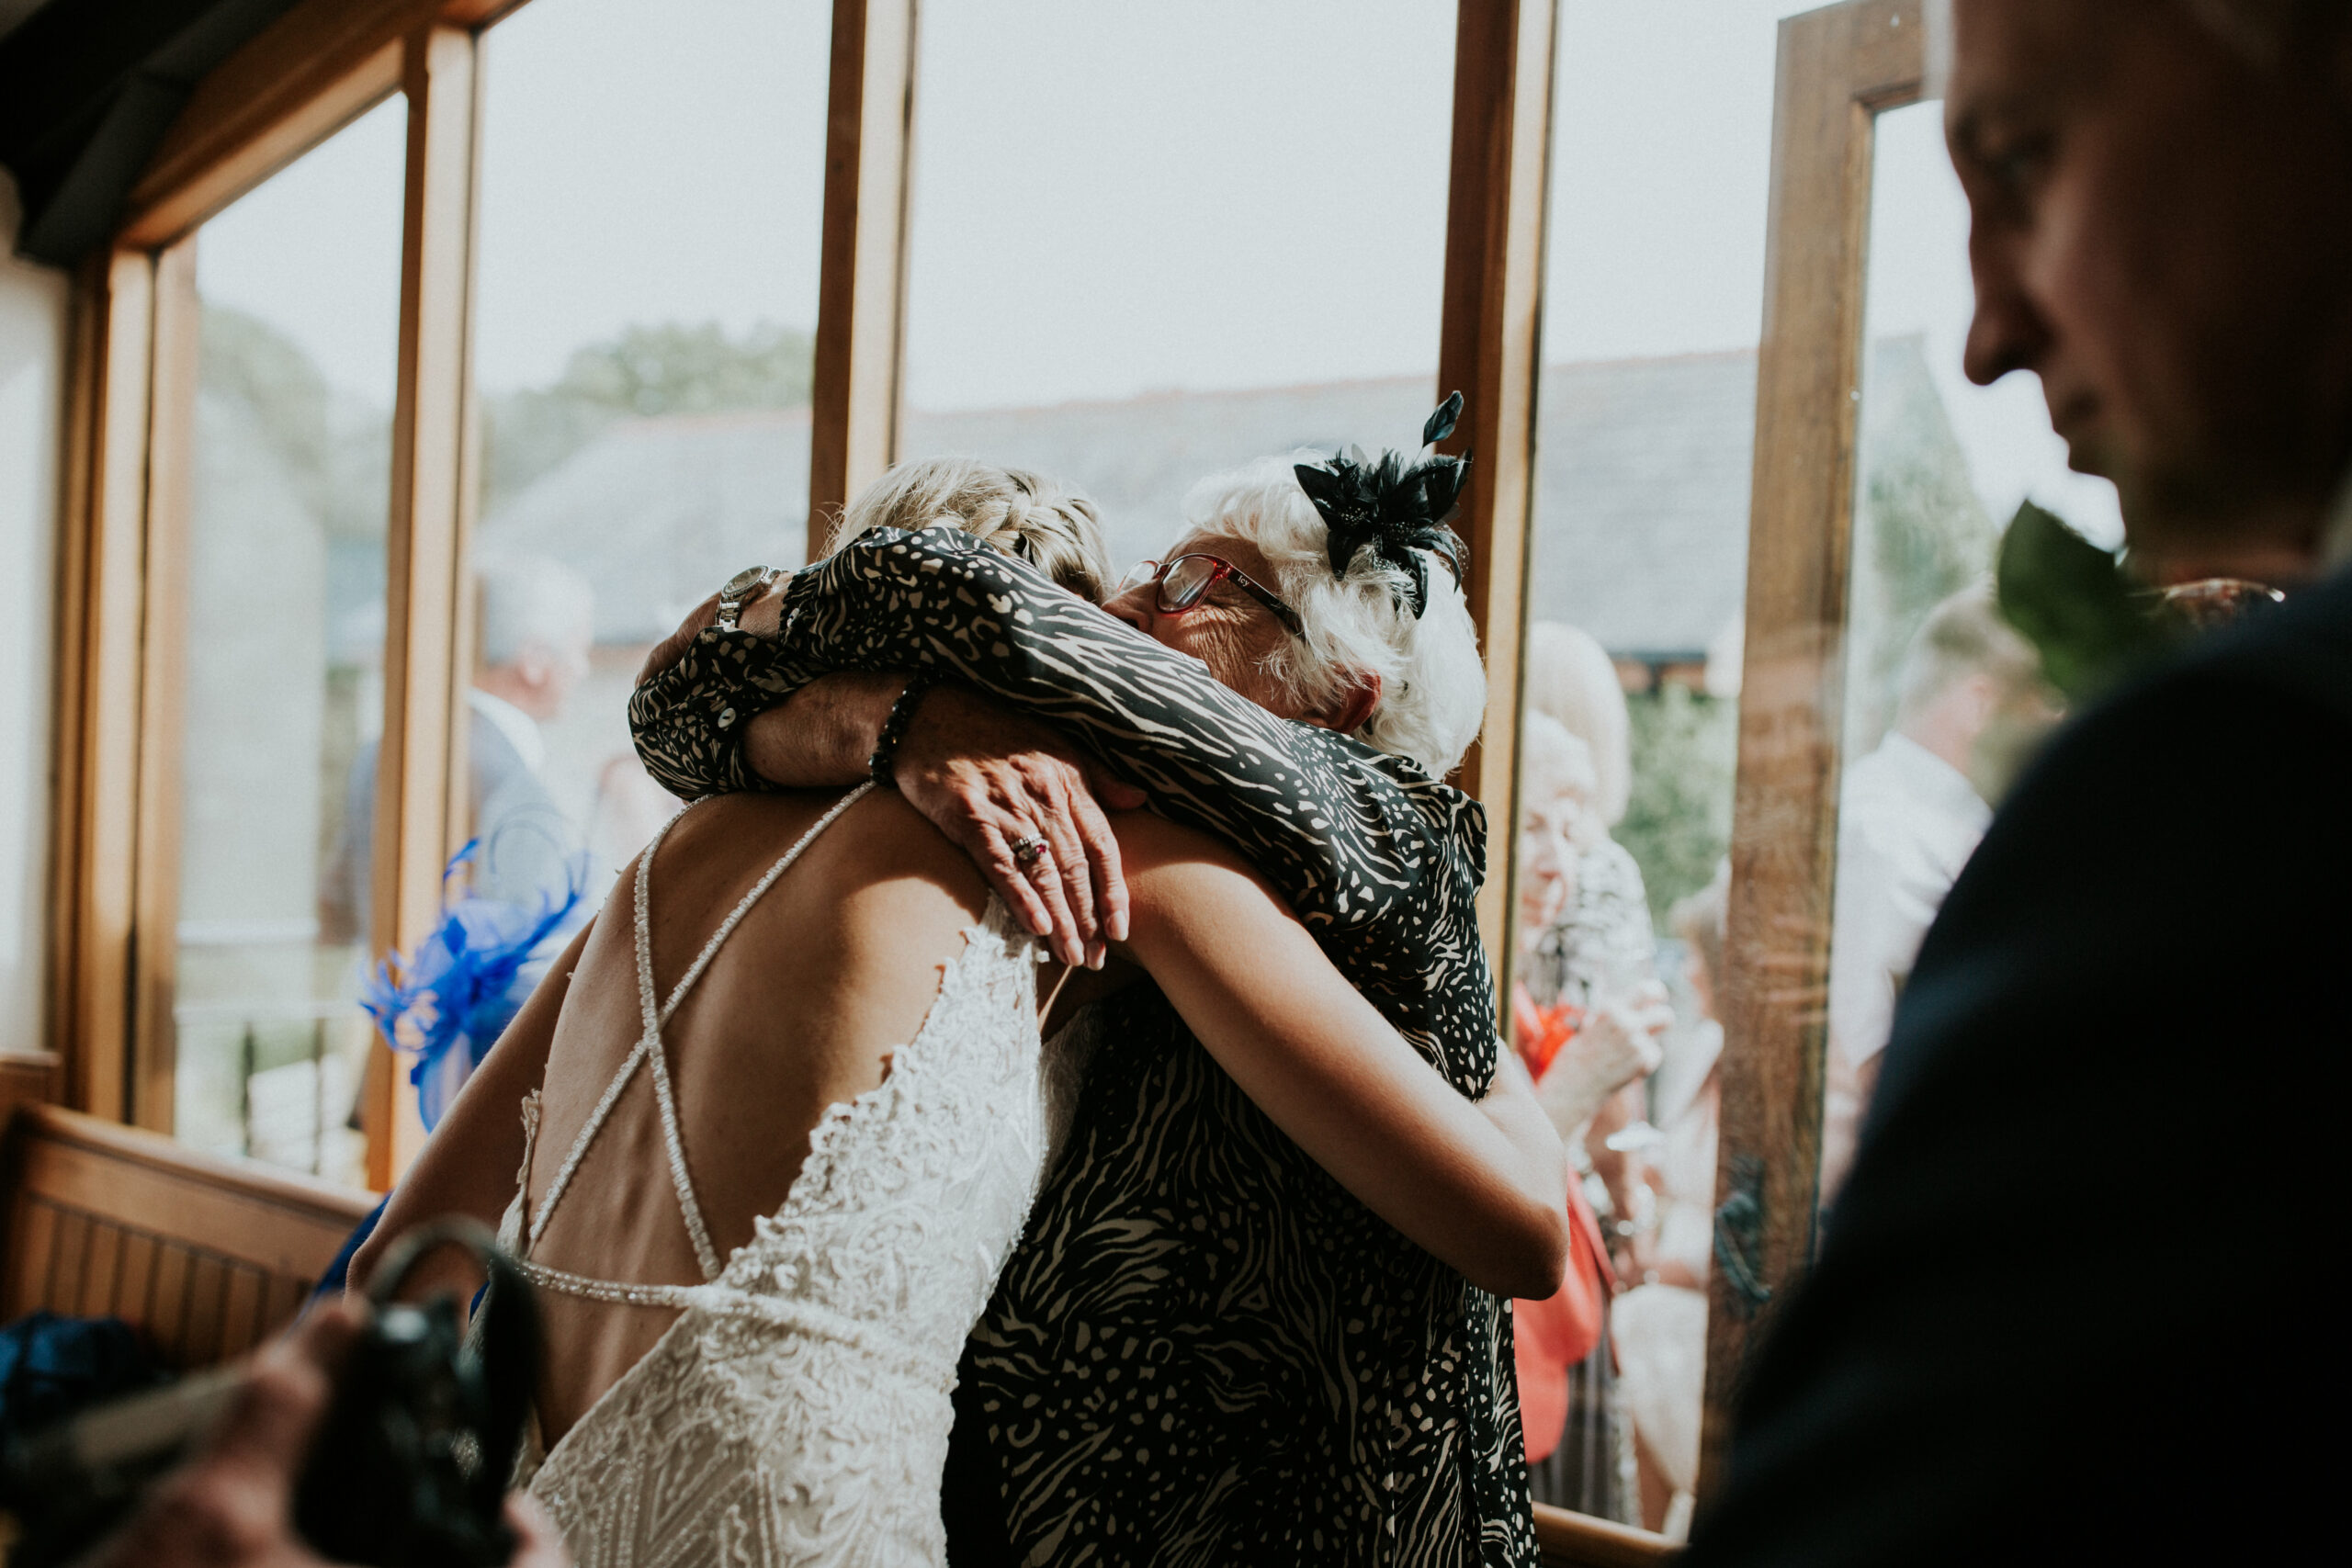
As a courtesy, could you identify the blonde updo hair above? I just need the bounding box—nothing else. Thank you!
[828,456,1113,602]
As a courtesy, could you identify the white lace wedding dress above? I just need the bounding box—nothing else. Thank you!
[493,783,1069,1568]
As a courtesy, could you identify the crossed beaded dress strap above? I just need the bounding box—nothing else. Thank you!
[522,782,878,1292]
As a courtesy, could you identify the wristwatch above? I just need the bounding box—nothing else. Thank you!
[714,565,780,633]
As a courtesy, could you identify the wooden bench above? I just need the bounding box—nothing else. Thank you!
[0,1105,376,1370]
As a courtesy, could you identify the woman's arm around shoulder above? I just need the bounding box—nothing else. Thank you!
[1112,811,1569,1301]
[633,528,1441,929]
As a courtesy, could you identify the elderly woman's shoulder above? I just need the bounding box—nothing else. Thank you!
[1341,739,1487,848]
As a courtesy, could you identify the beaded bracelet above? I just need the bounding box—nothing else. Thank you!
[868,671,944,784]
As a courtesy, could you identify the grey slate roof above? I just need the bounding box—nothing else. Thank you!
[479,409,814,646]
[1530,350,1757,660]
[480,347,1845,660]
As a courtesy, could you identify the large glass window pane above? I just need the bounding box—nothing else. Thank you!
[466,0,830,915]
[898,0,1454,575]
[175,97,404,1180]
[1815,101,2113,1201]
[1510,2,1821,1535]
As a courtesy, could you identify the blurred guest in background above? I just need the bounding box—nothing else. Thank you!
[1613,863,1728,1540]
[1526,621,1632,825]
[1519,626,1667,1323]
[1521,623,1652,1004]
[1512,715,1671,1216]
[1685,3,2352,1562]
[320,556,594,946]
[1510,713,1596,1074]
[1512,711,1669,1524]
[1508,716,1622,1485]
[1821,585,2045,1201]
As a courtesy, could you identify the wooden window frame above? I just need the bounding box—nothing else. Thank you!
[47,0,922,1194]
[1702,0,1927,1500]
[45,0,925,1187]
[1480,0,1934,1546]
[49,0,514,1170]
[1441,0,1558,991]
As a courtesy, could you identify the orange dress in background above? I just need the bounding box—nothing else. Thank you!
[1513,1117,1613,1462]
[1505,987,1618,1466]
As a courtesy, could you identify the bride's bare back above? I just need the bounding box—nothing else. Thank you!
[524,787,993,1440]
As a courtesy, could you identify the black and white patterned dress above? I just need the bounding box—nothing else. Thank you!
[629,526,1537,1567]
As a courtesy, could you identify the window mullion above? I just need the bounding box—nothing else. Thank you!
[1437,0,1562,1006]
[125,238,203,1134]
[58,251,159,1124]
[1702,0,1927,1503]
[808,0,921,558]
[362,22,481,1190]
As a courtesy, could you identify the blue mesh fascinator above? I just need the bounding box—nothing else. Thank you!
[361,841,589,1131]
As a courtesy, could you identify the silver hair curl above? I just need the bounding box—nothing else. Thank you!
[1179,456,1487,779]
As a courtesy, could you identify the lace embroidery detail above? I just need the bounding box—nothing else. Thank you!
[508,793,1066,1567]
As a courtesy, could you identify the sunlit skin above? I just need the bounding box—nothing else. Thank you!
[1947,0,2352,584]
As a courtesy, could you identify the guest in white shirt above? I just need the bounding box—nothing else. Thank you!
[1821,585,2047,1201]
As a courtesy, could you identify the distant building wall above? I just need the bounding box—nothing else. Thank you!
[0,171,66,1051]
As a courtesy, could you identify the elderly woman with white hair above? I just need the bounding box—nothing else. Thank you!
[1521,621,1658,1010]
[629,398,1551,1565]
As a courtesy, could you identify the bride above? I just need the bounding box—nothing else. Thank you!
[355,457,1568,1568]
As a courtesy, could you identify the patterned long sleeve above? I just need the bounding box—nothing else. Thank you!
[631,524,1497,1078]
[637,530,1459,917]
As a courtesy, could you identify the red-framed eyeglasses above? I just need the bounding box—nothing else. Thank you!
[1119,554,1304,636]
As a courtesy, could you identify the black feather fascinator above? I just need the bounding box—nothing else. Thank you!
[1292,391,1471,619]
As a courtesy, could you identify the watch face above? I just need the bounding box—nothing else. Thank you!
[720,565,772,600]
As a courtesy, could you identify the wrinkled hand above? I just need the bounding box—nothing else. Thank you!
[895,685,1146,969]
[84,1301,571,1568]
[1534,980,1673,1136]
[636,582,789,687]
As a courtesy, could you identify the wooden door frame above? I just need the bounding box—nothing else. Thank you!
[1702,0,1926,1500]
[1439,0,1560,994]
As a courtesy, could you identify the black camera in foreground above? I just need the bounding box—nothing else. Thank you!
[0,1220,538,1568]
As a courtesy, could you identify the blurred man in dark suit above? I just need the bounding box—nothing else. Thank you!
[1685,3,2350,1562]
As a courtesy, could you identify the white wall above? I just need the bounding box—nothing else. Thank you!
[0,171,67,1051]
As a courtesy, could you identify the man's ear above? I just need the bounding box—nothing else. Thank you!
[1317,670,1384,735]
[1961,671,2003,731]
[515,643,555,691]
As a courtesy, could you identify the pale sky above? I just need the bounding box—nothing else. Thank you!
[191,0,2120,545]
